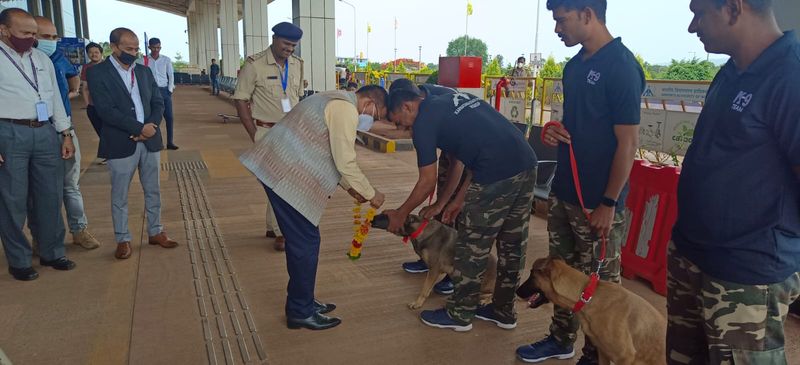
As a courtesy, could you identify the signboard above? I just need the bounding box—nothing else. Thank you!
[57,37,86,67]
[642,82,709,103]
[639,109,667,151]
[386,73,406,82]
[636,110,698,155]
[662,111,698,156]
[500,98,526,124]
[530,52,543,68]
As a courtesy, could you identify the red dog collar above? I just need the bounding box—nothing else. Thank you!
[402,219,430,244]
[572,272,600,313]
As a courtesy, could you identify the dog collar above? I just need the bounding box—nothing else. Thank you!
[572,272,600,313]
[402,219,430,244]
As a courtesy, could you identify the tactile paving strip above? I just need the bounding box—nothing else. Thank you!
[171,161,268,365]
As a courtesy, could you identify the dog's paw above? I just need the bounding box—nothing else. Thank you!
[408,302,423,310]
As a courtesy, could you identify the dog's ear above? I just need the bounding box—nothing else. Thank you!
[532,257,550,274]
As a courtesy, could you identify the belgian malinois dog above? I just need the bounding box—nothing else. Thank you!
[372,214,496,310]
[517,257,666,365]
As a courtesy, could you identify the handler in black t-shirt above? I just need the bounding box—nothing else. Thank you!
[384,90,537,332]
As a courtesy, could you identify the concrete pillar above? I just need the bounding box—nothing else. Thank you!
[219,0,240,76]
[186,13,197,66]
[243,0,270,57]
[203,0,220,66]
[292,0,336,91]
[775,0,799,32]
[194,3,208,69]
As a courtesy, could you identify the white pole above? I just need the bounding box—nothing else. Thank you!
[534,0,541,57]
[464,12,469,56]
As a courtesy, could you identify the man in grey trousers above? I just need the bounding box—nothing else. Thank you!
[0,8,76,281]
[86,27,178,259]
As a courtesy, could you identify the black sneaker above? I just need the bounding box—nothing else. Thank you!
[474,305,517,329]
[790,299,800,319]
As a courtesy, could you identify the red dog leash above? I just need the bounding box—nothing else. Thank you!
[542,121,606,313]
[402,192,436,244]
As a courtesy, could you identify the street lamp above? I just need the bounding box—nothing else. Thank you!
[339,0,357,70]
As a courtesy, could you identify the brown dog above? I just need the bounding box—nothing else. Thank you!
[517,257,666,365]
[372,214,497,310]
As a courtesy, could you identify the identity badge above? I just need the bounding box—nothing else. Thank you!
[281,97,292,113]
[35,101,49,122]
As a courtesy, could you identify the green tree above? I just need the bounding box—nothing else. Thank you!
[446,35,489,65]
[540,55,563,78]
[635,54,652,80]
[396,61,407,73]
[661,59,720,81]
[99,42,113,58]
[173,52,188,71]
[484,57,503,76]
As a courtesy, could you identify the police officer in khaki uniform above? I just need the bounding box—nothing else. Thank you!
[233,22,304,251]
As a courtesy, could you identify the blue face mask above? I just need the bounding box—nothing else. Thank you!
[357,104,376,132]
[36,39,58,56]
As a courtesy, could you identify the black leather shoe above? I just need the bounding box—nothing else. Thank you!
[314,299,336,314]
[287,312,341,330]
[40,257,76,271]
[167,144,179,150]
[9,266,38,281]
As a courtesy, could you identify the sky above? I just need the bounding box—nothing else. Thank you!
[85,0,717,67]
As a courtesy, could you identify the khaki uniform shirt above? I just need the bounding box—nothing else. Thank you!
[233,46,304,141]
[324,99,375,200]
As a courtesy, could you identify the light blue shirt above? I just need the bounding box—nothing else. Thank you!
[109,55,144,123]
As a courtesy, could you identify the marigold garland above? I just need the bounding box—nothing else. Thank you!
[347,200,376,260]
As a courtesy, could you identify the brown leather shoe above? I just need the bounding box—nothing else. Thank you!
[273,236,285,251]
[148,232,179,248]
[115,242,132,259]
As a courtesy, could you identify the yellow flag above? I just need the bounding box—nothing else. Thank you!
[467,1,473,16]
[367,23,372,33]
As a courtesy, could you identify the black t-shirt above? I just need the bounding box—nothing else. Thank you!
[419,84,456,97]
[552,38,645,210]
[673,31,800,284]
[412,92,537,184]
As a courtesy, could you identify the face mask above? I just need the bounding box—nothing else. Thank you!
[117,51,137,66]
[36,39,57,56]
[9,34,36,53]
[357,104,376,132]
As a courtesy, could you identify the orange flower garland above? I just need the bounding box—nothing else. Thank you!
[347,200,376,260]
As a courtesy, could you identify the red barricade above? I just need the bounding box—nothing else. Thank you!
[621,160,680,296]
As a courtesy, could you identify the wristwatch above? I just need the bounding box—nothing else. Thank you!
[61,131,73,138]
[601,196,617,208]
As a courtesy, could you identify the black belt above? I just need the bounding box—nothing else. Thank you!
[1,118,47,128]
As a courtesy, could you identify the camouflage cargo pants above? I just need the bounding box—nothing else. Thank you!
[666,242,800,365]
[548,194,625,360]
[446,168,536,324]
[434,153,468,226]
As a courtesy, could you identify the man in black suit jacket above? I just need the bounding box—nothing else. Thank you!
[87,27,178,260]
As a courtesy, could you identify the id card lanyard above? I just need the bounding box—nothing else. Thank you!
[279,59,291,112]
[0,47,49,122]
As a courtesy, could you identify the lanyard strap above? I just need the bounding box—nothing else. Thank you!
[126,67,136,95]
[0,47,39,94]
[279,60,288,94]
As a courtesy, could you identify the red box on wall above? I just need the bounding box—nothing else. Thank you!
[438,56,483,88]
